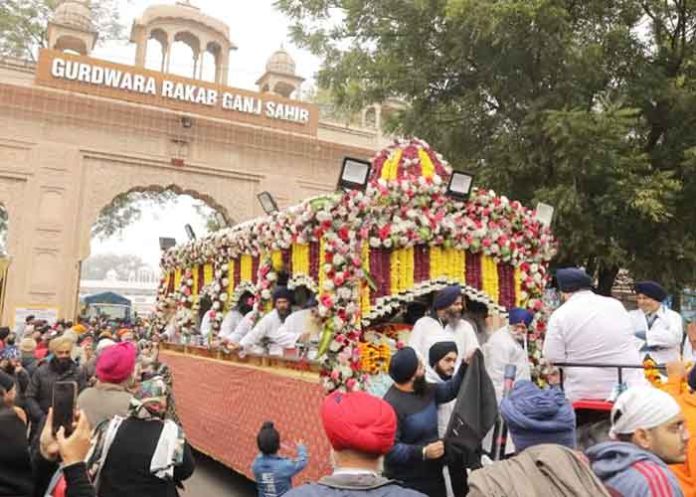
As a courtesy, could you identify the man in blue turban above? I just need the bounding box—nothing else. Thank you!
[628,281,683,364]
[543,267,643,403]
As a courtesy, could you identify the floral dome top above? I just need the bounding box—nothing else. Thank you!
[369,138,451,186]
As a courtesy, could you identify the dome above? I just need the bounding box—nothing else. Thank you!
[369,138,452,184]
[135,2,232,45]
[53,0,93,31]
[266,48,296,75]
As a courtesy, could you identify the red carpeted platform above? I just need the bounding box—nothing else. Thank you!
[162,350,332,484]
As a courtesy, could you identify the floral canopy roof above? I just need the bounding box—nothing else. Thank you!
[156,138,556,391]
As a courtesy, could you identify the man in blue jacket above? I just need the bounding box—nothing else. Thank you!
[587,386,687,497]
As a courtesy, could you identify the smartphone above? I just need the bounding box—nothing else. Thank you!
[52,381,77,437]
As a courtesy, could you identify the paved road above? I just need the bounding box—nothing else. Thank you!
[181,451,256,497]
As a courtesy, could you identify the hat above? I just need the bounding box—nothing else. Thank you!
[0,371,14,392]
[509,308,534,327]
[389,347,420,384]
[96,338,116,353]
[500,380,576,452]
[72,324,87,335]
[130,377,168,419]
[304,296,318,309]
[556,268,593,293]
[433,285,462,311]
[257,421,280,455]
[634,281,667,303]
[96,342,136,384]
[0,346,20,361]
[19,338,37,353]
[610,386,681,437]
[321,391,396,456]
[428,341,458,368]
[272,286,294,303]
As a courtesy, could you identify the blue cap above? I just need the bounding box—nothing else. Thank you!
[509,308,534,327]
[556,268,592,293]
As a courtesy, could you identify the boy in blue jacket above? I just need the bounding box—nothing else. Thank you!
[252,421,308,497]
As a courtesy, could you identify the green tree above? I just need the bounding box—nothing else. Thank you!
[277,0,696,295]
[0,0,126,61]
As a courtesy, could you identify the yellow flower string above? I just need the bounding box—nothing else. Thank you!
[430,246,443,279]
[271,250,284,272]
[380,148,403,181]
[482,256,500,304]
[203,263,214,286]
[191,266,199,295]
[240,254,253,282]
[455,250,466,283]
[390,249,401,294]
[292,243,309,275]
[319,238,327,292]
[174,268,182,290]
[419,148,435,179]
[514,267,524,307]
[403,247,414,292]
[361,243,371,317]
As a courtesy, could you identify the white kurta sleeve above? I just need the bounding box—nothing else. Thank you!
[200,311,212,338]
[229,313,255,344]
[219,311,239,340]
[408,319,428,361]
[647,309,684,349]
[483,332,509,403]
[542,312,566,363]
[240,314,271,349]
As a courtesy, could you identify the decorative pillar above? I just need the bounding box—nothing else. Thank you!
[218,48,230,86]
[134,31,148,67]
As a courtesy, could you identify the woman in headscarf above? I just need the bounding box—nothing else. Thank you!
[87,377,195,497]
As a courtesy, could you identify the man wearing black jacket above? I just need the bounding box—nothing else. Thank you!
[383,347,468,497]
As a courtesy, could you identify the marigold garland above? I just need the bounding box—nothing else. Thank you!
[240,254,253,282]
[481,255,500,305]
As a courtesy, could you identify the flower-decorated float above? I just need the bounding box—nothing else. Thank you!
[155,138,556,482]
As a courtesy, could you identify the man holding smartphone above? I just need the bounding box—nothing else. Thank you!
[26,335,86,434]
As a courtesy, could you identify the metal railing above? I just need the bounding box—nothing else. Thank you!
[554,362,664,390]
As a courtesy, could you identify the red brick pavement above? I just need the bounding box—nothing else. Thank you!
[162,351,332,484]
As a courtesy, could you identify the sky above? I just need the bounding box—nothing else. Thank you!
[87,0,324,272]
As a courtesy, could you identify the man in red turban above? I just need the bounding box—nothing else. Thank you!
[284,391,426,497]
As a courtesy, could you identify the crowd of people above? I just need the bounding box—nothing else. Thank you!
[0,265,694,497]
[0,314,193,497]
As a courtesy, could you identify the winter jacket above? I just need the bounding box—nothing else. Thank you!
[284,472,426,497]
[587,441,683,497]
[467,444,611,497]
[25,360,86,423]
[252,445,308,497]
[660,372,696,497]
[21,355,37,377]
[76,382,132,428]
[0,408,32,497]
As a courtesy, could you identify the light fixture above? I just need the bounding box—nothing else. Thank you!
[184,224,196,241]
[159,237,176,251]
[446,171,475,200]
[257,191,279,214]
[535,202,555,227]
[338,157,372,191]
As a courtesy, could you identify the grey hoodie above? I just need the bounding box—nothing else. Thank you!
[586,441,683,497]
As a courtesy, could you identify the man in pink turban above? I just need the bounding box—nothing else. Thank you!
[77,342,136,427]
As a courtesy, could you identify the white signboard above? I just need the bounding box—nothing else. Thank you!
[14,306,59,330]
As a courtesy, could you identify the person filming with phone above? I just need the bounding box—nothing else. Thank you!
[26,335,86,435]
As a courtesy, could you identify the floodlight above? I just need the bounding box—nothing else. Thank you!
[338,157,372,191]
[257,191,279,214]
[446,171,475,200]
[535,202,555,227]
[184,224,196,241]
[159,237,176,251]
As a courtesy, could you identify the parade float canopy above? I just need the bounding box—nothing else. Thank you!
[157,138,556,327]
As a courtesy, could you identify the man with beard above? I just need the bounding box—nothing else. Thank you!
[384,346,469,497]
[0,346,30,413]
[409,285,479,388]
[237,287,297,356]
[483,308,533,404]
[218,292,254,343]
[25,335,86,431]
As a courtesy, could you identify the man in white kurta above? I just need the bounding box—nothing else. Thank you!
[409,285,480,438]
[483,308,532,404]
[199,309,213,339]
[239,287,296,356]
[543,268,644,402]
[628,280,683,364]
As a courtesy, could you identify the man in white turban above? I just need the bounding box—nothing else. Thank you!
[587,386,688,496]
